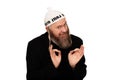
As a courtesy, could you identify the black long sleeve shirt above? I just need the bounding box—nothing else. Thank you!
[26,32,87,80]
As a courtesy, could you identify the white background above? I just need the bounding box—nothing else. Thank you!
[0,0,120,80]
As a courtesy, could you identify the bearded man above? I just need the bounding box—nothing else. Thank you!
[26,9,87,80]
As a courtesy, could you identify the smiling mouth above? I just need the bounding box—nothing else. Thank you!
[60,34,67,38]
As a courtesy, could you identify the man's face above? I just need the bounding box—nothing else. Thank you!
[47,18,72,49]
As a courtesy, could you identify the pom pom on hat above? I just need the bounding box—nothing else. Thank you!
[44,8,65,27]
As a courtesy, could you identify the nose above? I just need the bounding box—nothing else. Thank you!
[61,26,67,32]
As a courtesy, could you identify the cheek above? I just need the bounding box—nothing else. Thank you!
[52,29,60,36]
[50,30,59,37]
[53,32,60,37]
[49,27,61,37]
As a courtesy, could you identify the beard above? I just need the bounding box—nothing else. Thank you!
[48,29,72,49]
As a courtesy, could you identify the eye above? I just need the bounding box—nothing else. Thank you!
[57,26,61,29]
[64,23,67,27]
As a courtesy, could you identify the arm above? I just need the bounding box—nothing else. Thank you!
[73,36,87,79]
[73,55,87,80]
[68,44,87,79]
[26,41,58,80]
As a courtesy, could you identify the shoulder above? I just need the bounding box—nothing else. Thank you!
[71,34,83,44]
[28,32,49,46]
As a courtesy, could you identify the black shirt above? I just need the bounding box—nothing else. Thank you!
[26,32,87,80]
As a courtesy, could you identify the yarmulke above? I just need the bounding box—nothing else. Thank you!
[44,8,65,27]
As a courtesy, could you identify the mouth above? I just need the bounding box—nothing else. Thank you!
[60,33,68,38]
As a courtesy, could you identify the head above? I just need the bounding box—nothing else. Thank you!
[44,9,72,49]
[46,18,72,49]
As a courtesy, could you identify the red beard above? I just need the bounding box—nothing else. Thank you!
[49,29,72,49]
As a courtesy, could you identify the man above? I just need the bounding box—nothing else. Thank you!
[26,9,87,80]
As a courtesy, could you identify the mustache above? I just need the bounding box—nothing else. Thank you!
[59,30,69,35]
[60,32,68,35]
[48,27,72,49]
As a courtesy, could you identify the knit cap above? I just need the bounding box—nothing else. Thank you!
[44,8,65,27]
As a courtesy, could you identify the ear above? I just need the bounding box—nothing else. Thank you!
[46,26,48,32]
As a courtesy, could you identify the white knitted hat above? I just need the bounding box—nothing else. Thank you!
[44,8,65,27]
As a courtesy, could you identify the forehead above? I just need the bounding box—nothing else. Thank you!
[50,18,66,27]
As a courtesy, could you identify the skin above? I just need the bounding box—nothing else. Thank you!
[68,45,84,68]
[47,18,72,49]
[46,18,84,68]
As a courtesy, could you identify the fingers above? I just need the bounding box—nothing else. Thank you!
[49,44,61,56]
[69,50,74,55]
[72,45,84,52]
[49,44,84,57]
[69,45,84,55]
[80,45,84,53]
[49,44,53,50]
[49,45,53,55]
[53,49,61,56]
[80,45,84,50]
[73,48,80,52]
[53,49,61,53]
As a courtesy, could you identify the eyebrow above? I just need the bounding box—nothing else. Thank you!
[58,22,66,26]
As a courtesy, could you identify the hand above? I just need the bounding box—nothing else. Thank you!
[49,45,61,68]
[68,45,84,68]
